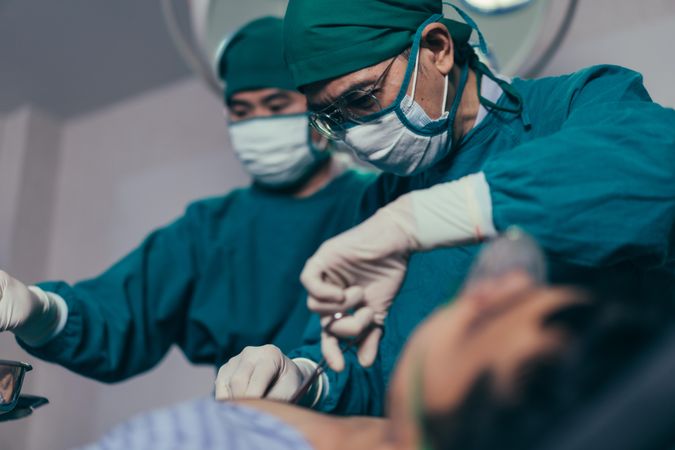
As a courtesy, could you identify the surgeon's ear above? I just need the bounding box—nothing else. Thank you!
[420,23,455,76]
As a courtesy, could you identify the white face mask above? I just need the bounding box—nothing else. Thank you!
[229,114,327,188]
[342,35,469,177]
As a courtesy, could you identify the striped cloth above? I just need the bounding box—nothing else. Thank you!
[75,398,314,450]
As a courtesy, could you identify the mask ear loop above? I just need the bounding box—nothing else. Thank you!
[442,2,529,126]
[410,47,421,102]
[411,40,450,118]
[441,74,449,115]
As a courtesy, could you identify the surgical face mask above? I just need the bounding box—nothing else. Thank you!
[341,20,469,176]
[229,114,328,188]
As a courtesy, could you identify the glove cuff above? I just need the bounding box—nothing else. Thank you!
[16,287,68,347]
[292,358,329,408]
[376,195,420,253]
[408,172,497,251]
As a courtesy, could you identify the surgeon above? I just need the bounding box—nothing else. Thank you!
[215,0,675,414]
[0,17,374,388]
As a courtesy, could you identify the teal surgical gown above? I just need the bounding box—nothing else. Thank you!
[289,65,675,415]
[18,169,375,382]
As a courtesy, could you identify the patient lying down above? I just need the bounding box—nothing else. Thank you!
[76,268,658,450]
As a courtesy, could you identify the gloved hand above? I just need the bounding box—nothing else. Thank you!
[0,270,67,347]
[300,207,411,372]
[214,345,324,406]
[301,172,497,371]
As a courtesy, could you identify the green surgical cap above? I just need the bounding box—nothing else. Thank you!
[284,0,473,89]
[219,17,297,101]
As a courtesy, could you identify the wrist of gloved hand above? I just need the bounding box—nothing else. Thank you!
[14,287,68,348]
[384,172,497,251]
[292,358,329,408]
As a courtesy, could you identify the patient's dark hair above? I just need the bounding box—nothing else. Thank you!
[420,287,665,450]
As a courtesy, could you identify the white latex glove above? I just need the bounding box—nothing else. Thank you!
[214,345,325,406]
[0,271,68,347]
[300,207,411,372]
[301,172,496,371]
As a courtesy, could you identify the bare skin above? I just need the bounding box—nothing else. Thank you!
[232,274,583,450]
[226,88,341,198]
[386,274,585,448]
[303,23,481,146]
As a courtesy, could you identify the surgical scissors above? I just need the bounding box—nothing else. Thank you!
[289,312,376,405]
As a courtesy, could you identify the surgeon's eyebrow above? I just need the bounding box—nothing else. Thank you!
[308,78,381,112]
[261,91,292,105]
[226,98,253,110]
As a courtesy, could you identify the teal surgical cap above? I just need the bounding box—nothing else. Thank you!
[283,0,473,89]
[218,16,297,101]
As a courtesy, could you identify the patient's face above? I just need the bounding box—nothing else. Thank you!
[386,273,584,448]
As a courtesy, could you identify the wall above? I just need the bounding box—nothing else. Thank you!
[0,108,32,271]
[0,106,62,450]
[542,0,675,107]
[0,109,27,450]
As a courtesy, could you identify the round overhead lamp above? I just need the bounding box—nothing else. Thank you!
[161,0,288,96]
[164,0,577,96]
[459,0,535,15]
[444,0,578,77]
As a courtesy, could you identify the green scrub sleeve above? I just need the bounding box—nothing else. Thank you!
[288,315,385,415]
[485,68,675,268]
[17,204,206,383]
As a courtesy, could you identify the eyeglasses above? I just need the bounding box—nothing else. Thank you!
[309,56,399,140]
[0,360,32,414]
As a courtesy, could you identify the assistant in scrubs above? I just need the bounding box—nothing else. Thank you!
[0,17,374,383]
[215,0,675,414]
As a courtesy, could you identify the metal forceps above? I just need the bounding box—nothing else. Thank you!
[289,312,376,405]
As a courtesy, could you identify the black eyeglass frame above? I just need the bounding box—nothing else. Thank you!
[0,360,32,414]
[309,55,400,139]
